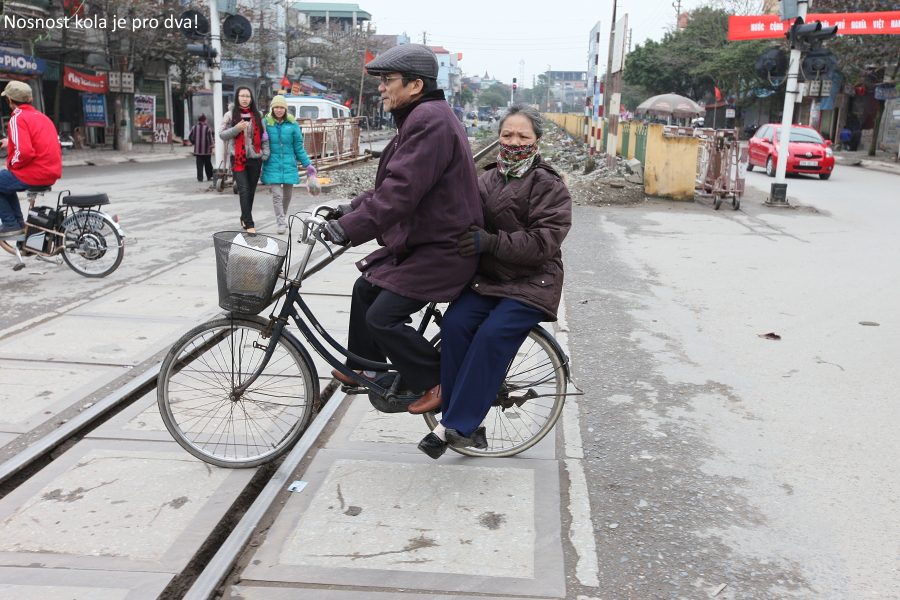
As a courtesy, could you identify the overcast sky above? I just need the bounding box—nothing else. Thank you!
[359,0,713,86]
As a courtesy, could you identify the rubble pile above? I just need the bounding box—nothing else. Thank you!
[323,122,646,207]
[539,124,645,207]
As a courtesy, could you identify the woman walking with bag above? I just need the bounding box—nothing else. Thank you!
[261,95,320,234]
[220,87,269,233]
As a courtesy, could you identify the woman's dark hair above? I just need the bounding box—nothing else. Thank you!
[498,104,544,139]
[400,76,439,95]
[230,86,262,133]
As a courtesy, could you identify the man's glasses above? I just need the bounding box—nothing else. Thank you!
[377,75,403,85]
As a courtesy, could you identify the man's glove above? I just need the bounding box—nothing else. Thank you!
[306,165,321,196]
[458,226,498,257]
[324,203,354,221]
[323,220,349,245]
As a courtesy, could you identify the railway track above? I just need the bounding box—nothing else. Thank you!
[0,135,527,600]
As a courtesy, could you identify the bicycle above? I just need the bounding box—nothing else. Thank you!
[0,186,126,277]
[157,205,571,468]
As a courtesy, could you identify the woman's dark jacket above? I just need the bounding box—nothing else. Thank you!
[472,157,572,320]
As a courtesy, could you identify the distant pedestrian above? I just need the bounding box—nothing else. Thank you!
[262,95,320,234]
[220,87,269,233]
[188,114,214,182]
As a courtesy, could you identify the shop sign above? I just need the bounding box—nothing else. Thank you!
[134,94,156,131]
[154,118,172,143]
[82,94,107,127]
[64,67,108,93]
[0,51,46,75]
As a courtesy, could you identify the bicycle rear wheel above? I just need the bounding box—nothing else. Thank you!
[158,316,318,468]
[61,212,124,277]
[424,326,567,458]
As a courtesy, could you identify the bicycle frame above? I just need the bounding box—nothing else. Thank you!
[230,205,440,404]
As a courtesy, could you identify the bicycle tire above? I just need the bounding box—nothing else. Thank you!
[61,212,124,278]
[423,325,567,458]
[158,315,318,468]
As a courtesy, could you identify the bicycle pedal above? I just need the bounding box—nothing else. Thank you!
[340,384,368,394]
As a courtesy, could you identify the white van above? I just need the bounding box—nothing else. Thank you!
[283,95,350,120]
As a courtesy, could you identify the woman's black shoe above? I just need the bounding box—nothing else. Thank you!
[417,432,447,459]
[445,426,488,449]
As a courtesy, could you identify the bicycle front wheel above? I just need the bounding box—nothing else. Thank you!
[158,316,318,468]
[424,326,567,458]
[61,212,124,277]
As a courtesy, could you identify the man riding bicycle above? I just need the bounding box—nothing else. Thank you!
[0,81,62,239]
[322,44,482,412]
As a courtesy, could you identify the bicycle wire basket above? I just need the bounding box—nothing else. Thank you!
[213,231,288,314]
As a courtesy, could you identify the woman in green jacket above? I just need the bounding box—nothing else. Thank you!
[261,95,320,234]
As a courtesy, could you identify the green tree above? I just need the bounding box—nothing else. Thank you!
[458,86,475,106]
[624,6,768,105]
[478,83,511,109]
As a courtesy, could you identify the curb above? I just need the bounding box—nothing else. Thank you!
[63,152,190,168]
[834,155,900,176]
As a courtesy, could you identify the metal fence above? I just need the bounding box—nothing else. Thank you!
[299,117,362,163]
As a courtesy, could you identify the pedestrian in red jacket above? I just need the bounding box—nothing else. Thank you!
[0,81,62,239]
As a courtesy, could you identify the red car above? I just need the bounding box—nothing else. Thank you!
[746,124,835,180]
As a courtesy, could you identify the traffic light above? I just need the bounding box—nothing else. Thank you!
[754,47,788,81]
[802,47,837,79]
[786,17,838,51]
[187,43,218,67]
[512,77,517,91]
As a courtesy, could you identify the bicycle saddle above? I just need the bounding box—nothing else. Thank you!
[62,193,109,207]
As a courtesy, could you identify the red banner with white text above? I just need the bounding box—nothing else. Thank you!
[728,12,900,41]
[63,67,109,93]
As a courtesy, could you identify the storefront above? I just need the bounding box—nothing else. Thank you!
[61,66,110,147]
[0,49,47,137]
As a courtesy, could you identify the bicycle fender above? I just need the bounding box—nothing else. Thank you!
[531,324,570,380]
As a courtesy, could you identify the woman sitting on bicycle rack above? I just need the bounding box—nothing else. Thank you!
[415,105,572,459]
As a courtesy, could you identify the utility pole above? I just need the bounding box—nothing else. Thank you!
[672,0,682,29]
[422,31,427,45]
[603,0,616,120]
[769,0,807,206]
[210,0,225,169]
[546,65,551,112]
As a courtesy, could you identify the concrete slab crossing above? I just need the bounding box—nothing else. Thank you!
[240,449,566,598]
[0,439,254,572]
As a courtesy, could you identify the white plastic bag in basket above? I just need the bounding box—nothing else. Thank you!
[226,233,281,295]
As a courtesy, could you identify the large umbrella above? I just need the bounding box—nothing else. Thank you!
[635,93,704,118]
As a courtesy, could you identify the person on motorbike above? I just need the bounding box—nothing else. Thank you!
[0,81,62,239]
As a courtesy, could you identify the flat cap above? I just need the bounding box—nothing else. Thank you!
[366,44,438,80]
[1,80,33,103]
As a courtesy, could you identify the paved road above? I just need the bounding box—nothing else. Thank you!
[0,157,894,598]
[566,163,898,598]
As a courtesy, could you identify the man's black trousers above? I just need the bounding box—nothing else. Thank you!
[346,276,440,392]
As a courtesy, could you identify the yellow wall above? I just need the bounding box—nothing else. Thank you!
[643,124,698,201]
[543,117,698,201]
[543,113,583,140]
